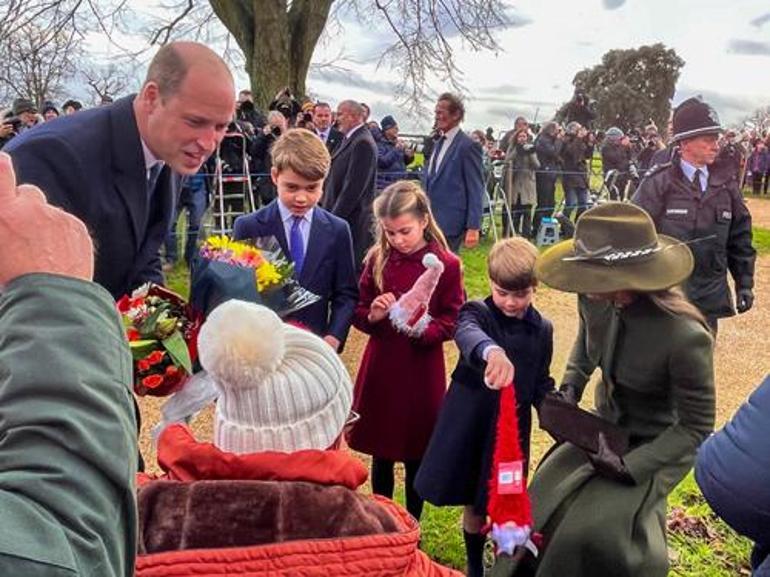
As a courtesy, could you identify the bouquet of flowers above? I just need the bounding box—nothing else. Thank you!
[117,284,201,397]
[191,235,320,318]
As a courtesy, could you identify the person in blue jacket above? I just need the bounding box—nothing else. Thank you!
[696,375,770,576]
[376,115,415,191]
[415,237,554,577]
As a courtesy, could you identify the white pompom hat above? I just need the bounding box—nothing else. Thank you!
[197,300,352,454]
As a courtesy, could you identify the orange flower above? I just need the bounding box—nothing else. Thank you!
[141,374,164,389]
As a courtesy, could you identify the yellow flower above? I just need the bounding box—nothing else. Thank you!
[256,262,282,291]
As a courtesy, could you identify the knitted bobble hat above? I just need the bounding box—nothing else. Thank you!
[198,300,352,454]
[389,253,445,335]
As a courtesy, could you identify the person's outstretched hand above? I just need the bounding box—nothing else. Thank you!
[0,152,93,287]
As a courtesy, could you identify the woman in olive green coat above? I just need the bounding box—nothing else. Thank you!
[529,202,715,577]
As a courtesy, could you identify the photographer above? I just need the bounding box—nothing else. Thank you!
[503,127,539,237]
[269,87,301,124]
[1,98,39,150]
[564,89,596,129]
[250,111,287,204]
[533,121,562,238]
[636,127,665,176]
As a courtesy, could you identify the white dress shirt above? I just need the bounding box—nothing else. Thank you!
[141,139,164,179]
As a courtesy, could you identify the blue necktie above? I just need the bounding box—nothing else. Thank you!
[147,164,163,200]
[430,136,446,177]
[290,216,305,277]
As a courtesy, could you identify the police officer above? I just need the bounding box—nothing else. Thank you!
[632,97,756,332]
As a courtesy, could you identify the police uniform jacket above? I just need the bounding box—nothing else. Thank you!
[631,154,755,318]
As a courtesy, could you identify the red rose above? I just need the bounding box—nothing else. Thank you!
[141,374,164,389]
[146,350,166,365]
[126,327,141,342]
[116,295,131,313]
[165,365,178,375]
[137,359,151,372]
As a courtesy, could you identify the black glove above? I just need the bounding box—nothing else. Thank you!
[736,288,754,314]
[552,385,579,406]
[587,432,634,485]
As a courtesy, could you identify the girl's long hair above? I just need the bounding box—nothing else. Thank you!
[646,286,710,333]
[367,180,449,291]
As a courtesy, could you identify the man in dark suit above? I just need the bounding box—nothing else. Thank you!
[322,100,378,269]
[313,102,343,154]
[6,42,235,299]
[422,92,484,253]
[234,129,358,351]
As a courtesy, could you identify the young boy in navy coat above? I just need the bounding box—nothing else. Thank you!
[415,237,554,577]
[233,129,358,351]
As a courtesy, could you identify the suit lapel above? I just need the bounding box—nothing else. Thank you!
[109,96,148,251]
[299,209,331,283]
[262,201,290,257]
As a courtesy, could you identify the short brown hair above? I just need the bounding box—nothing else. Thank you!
[271,129,331,181]
[437,92,465,122]
[488,237,538,291]
[145,44,189,99]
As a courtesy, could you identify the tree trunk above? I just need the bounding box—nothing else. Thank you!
[209,0,333,110]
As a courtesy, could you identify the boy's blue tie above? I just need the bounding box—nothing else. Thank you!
[290,215,305,277]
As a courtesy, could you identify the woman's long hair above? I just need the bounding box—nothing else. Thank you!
[367,180,448,291]
[646,286,710,332]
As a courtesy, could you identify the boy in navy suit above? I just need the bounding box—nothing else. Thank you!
[233,129,358,351]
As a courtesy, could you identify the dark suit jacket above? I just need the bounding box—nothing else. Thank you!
[422,130,484,238]
[321,127,344,155]
[232,201,358,342]
[322,126,378,267]
[6,95,176,299]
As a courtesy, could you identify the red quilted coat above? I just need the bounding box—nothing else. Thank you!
[135,425,461,577]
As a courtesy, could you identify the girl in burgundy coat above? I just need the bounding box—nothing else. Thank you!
[348,180,464,521]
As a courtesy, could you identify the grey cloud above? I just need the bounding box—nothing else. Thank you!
[674,87,769,125]
[473,94,557,108]
[502,7,534,28]
[602,0,626,10]
[751,13,770,27]
[477,84,527,95]
[727,39,770,56]
[309,68,400,95]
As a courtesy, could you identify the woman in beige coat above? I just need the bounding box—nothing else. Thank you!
[503,128,539,238]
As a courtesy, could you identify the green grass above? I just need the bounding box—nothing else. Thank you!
[752,227,770,255]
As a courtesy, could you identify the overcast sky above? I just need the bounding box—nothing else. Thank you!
[86,0,770,134]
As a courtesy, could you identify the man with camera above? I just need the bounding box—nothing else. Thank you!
[251,111,288,205]
[1,98,40,150]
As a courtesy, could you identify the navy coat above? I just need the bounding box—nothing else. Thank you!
[415,298,554,514]
[6,96,175,299]
[696,375,770,547]
[422,130,484,238]
[233,201,358,342]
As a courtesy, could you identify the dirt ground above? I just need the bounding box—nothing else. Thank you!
[138,255,770,472]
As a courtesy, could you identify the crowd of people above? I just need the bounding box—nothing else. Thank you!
[0,39,766,577]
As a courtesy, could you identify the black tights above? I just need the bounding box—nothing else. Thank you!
[371,457,424,521]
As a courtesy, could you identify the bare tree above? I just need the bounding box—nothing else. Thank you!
[82,62,136,105]
[0,22,82,106]
[2,0,510,112]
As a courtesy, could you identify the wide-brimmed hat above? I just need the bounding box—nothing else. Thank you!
[536,202,693,293]
[672,97,722,143]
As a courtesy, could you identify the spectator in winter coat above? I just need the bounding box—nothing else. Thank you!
[376,114,414,191]
[0,152,138,576]
[560,121,593,221]
[696,374,770,577]
[747,141,769,195]
[503,127,539,238]
[136,300,461,577]
[601,127,633,200]
[532,121,562,238]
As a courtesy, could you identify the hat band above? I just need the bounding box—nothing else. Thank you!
[563,239,661,266]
